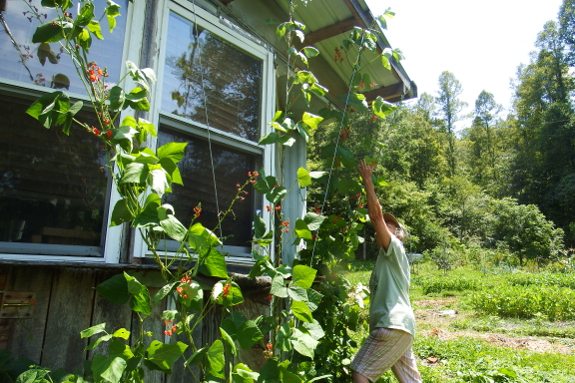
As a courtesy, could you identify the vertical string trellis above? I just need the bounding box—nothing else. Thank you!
[191,0,223,240]
[309,32,367,266]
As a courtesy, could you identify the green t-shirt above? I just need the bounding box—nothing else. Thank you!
[368,235,416,336]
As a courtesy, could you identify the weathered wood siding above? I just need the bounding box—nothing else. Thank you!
[0,264,270,383]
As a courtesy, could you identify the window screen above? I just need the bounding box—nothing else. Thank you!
[158,127,256,247]
[161,11,262,142]
[0,95,109,254]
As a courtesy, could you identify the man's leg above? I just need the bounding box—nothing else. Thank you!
[352,370,370,383]
[390,347,422,383]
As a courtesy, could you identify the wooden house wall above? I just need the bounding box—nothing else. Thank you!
[0,265,269,383]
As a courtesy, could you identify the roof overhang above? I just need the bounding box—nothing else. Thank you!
[217,0,417,105]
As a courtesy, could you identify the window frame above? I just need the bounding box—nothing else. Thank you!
[130,0,276,263]
[0,1,142,263]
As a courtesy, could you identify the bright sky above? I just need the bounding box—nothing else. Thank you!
[366,0,565,124]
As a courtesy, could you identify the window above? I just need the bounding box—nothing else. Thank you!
[0,0,128,93]
[0,0,129,259]
[0,94,108,256]
[151,4,274,258]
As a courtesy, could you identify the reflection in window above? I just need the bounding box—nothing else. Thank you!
[162,12,262,142]
[0,0,127,93]
[158,127,256,247]
[0,95,109,252]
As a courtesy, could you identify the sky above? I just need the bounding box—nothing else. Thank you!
[365,0,565,124]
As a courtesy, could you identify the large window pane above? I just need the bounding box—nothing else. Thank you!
[0,95,109,252]
[0,0,127,93]
[158,127,256,247]
[162,12,262,141]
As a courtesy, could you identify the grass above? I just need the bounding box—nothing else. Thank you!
[339,260,575,382]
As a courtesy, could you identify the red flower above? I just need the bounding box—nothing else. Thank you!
[93,127,101,136]
[106,130,112,140]
[372,115,377,121]
[193,206,202,218]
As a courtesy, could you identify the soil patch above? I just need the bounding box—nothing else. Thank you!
[414,298,574,355]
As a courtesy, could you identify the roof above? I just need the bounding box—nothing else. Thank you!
[217,0,417,104]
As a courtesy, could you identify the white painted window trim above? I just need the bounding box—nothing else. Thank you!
[131,0,276,264]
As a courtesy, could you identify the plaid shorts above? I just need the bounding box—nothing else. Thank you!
[351,328,421,383]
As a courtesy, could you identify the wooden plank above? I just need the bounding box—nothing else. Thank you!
[132,287,165,383]
[87,270,133,358]
[305,17,357,44]
[42,268,96,372]
[166,308,202,383]
[3,266,53,364]
[362,83,406,103]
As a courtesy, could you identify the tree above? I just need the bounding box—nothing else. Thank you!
[464,91,503,188]
[436,71,467,178]
[559,0,575,66]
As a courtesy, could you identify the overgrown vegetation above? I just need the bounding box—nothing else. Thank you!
[339,258,575,382]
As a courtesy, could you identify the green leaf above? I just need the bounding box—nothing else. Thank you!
[185,347,206,367]
[153,282,177,305]
[302,46,319,58]
[199,249,229,279]
[372,96,398,119]
[134,193,162,228]
[85,334,113,351]
[233,363,259,383]
[287,285,308,301]
[254,175,277,194]
[303,212,326,231]
[32,19,74,43]
[222,282,244,307]
[92,355,127,383]
[253,215,267,238]
[87,20,103,39]
[290,329,318,359]
[291,300,313,323]
[266,186,287,204]
[110,198,133,226]
[220,327,238,357]
[62,100,83,136]
[95,274,131,304]
[258,359,280,383]
[188,223,222,251]
[76,2,95,26]
[258,131,279,145]
[292,265,316,289]
[302,320,325,340]
[113,328,130,340]
[157,142,187,163]
[270,275,288,298]
[121,162,147,184]
[146,341,188,373]
[206,340,225,378]
[109,86,125,111]
[296,167,312,188]
[295,219,312,240]
[128,282,151,316]
[338,92,368,111]
[149,167,169,197]
[237,320,264,350]
[26,91,70,129]
[381,54,391,71]
[301,112,323,130]
[105,1,122,33]
[81,323,107,338]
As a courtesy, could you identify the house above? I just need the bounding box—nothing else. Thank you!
[0,0,415,379]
